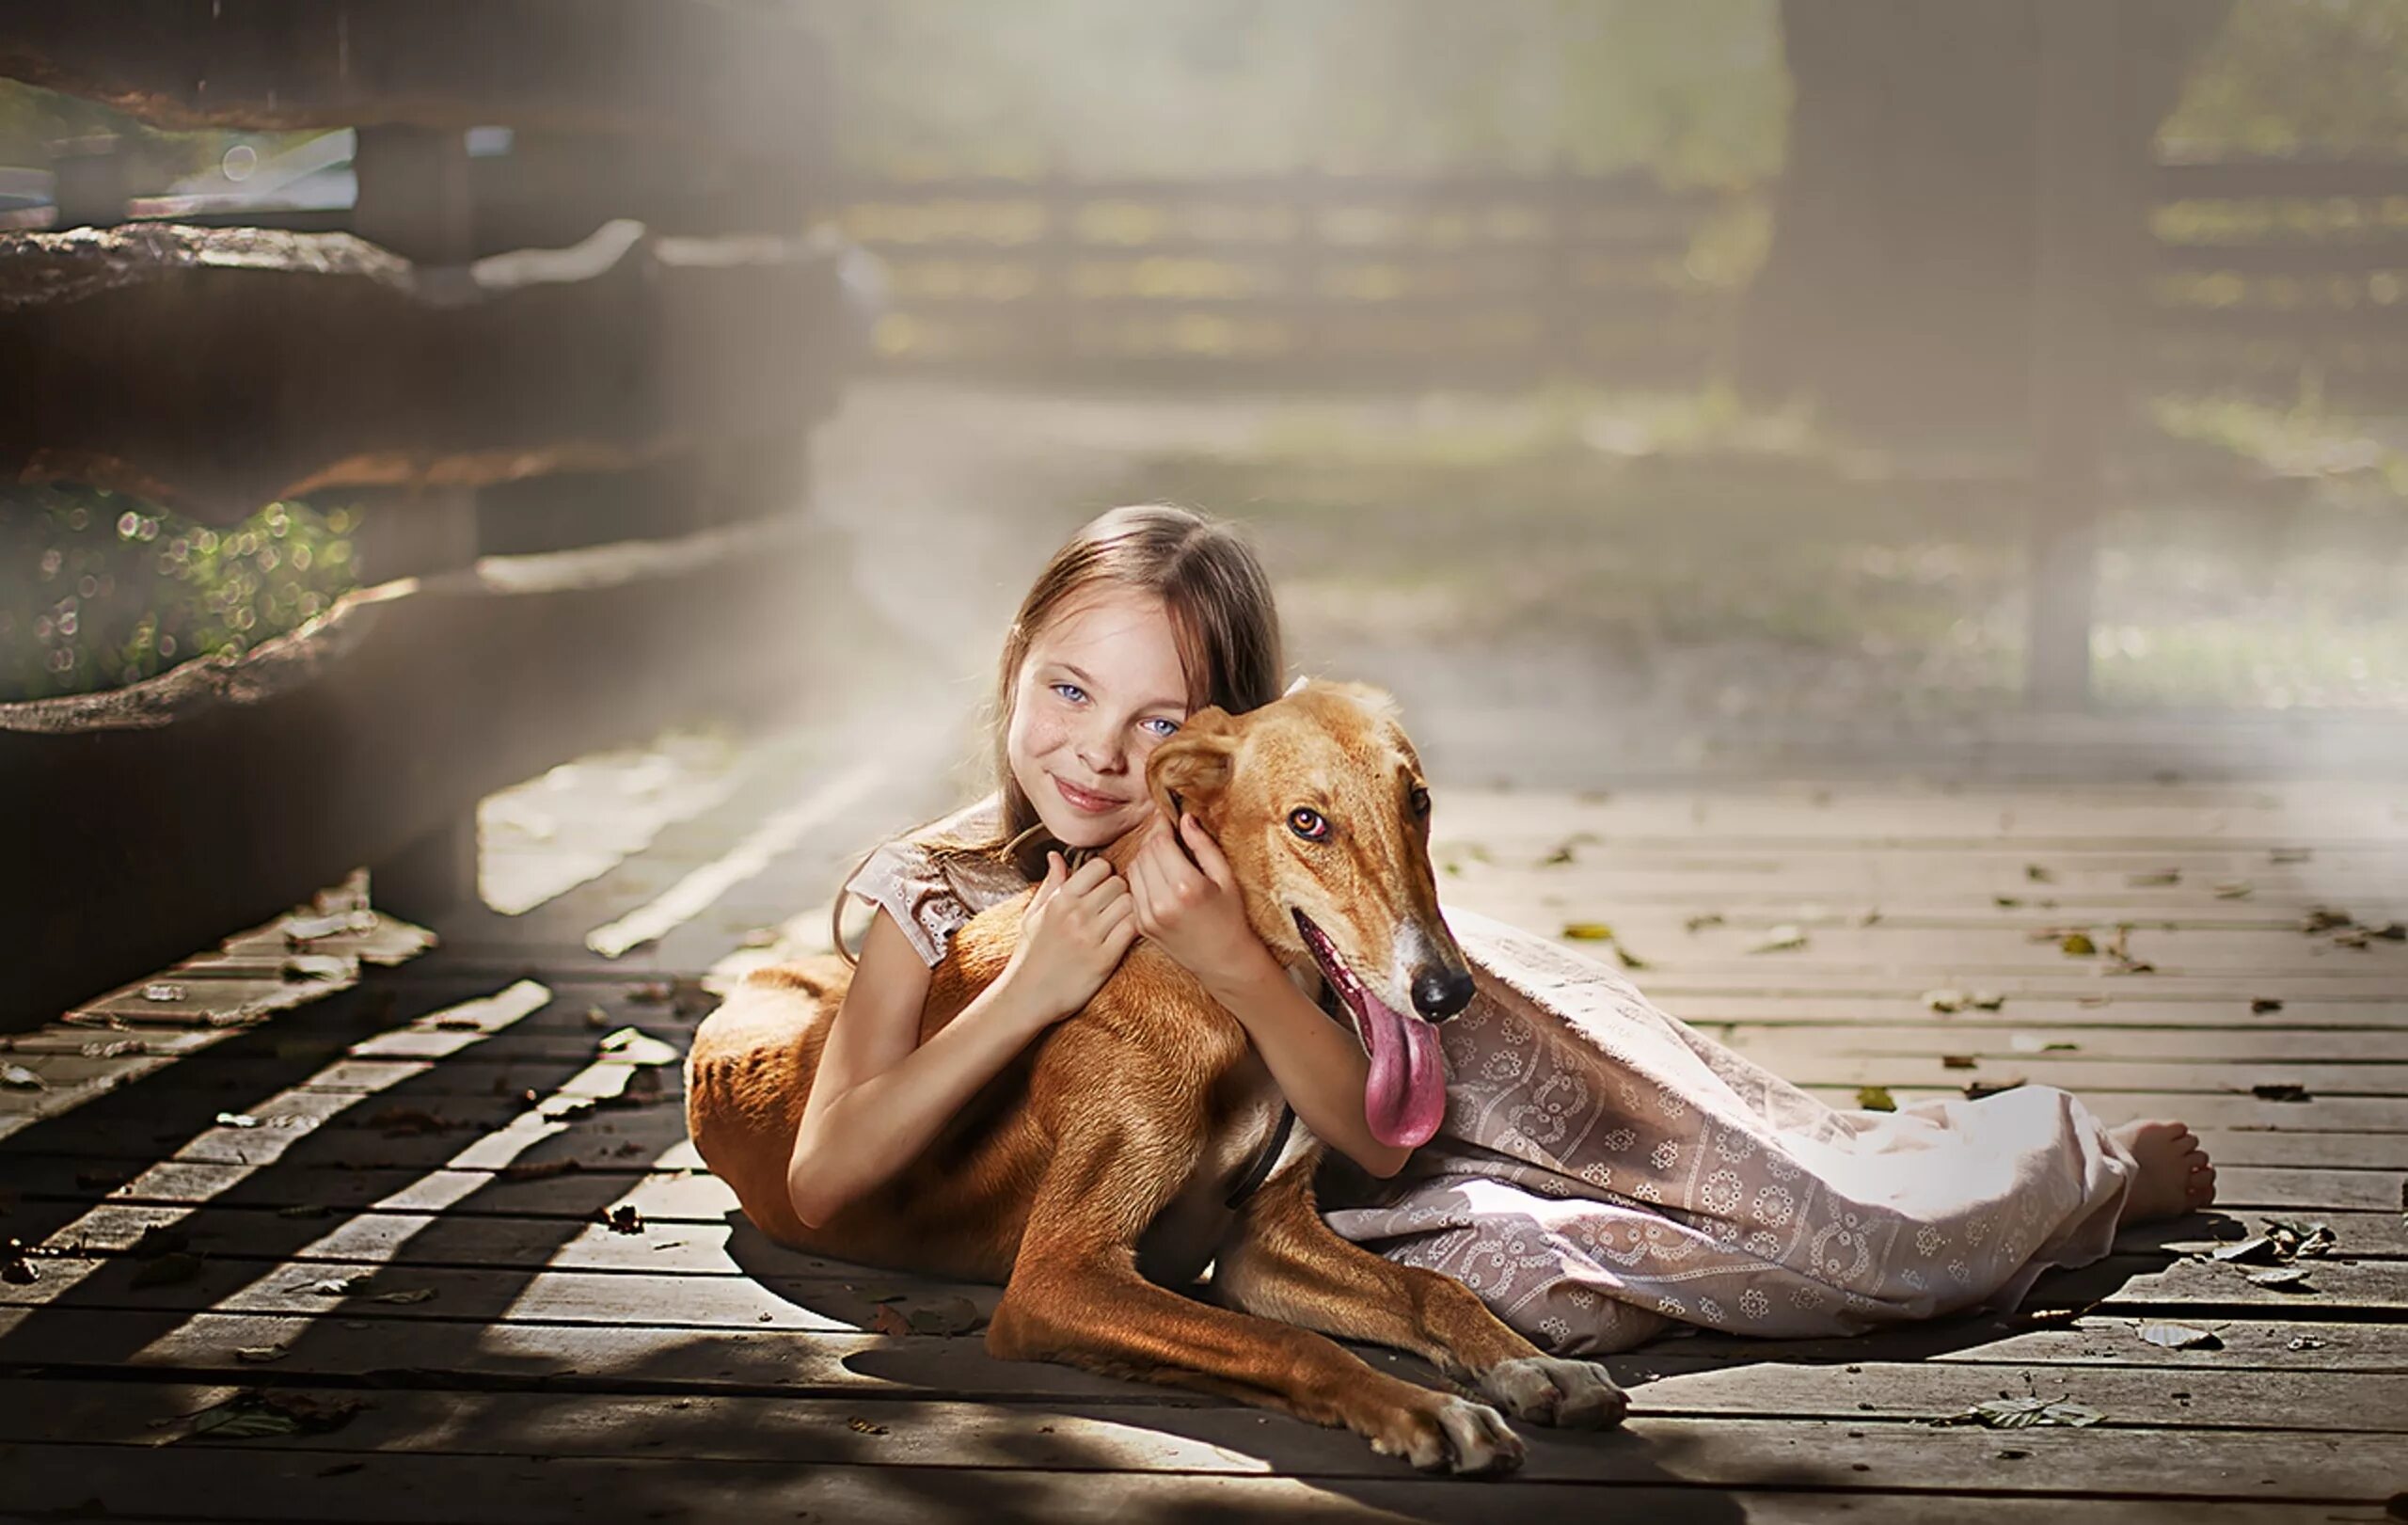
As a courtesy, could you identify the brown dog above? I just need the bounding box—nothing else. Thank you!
[686,681,1626,1472]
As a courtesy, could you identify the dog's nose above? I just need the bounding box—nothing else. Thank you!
[1411,963,1477,1021]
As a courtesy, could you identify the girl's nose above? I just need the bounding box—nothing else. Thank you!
[1077,727,1126,774]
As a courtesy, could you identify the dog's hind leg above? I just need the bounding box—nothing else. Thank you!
[985,1119,1528,1474]
[1212,1169,1628,1431]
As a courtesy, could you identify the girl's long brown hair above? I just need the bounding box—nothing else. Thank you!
[832,503,1285,963]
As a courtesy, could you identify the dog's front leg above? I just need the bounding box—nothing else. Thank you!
[1212,1168,1628,1430]
[985,1124,1527,1474]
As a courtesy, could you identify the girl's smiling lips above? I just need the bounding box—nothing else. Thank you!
[1053,774,1124,814]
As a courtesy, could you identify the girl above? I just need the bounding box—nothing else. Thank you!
[764,502,2217,1356]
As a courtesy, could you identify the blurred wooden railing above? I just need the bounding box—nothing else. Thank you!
[834,160,2408,402]
[0,1,847,1025]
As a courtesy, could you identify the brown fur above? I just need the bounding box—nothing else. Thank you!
[686,681,1625,1472]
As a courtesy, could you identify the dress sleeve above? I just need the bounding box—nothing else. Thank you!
[842,838,974,969]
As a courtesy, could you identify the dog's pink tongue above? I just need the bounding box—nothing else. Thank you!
[1360,991,1448,1150]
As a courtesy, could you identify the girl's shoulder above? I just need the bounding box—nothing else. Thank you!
[844,792,1026,967]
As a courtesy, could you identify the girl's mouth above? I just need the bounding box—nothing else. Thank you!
[1052,775,1123,814]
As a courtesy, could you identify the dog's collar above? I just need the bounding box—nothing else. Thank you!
[1224,1104,1296,1211]
[1223,974,1347,1211]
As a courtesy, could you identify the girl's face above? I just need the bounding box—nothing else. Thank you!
[1006,586,1191,850]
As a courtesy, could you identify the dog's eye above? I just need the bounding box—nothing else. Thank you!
[1289,807,1329,841]
[1408,785,1431,818]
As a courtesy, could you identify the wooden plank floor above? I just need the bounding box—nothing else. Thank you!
[4,746,2404,1523]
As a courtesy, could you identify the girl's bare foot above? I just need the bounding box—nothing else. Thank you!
[2111,1120,2217,1226]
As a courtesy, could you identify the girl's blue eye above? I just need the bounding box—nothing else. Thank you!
[1142,717,1180,739]
[1052,682,1086,704]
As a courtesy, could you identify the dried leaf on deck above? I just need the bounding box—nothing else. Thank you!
[1560,923,1614,942]
[180,1390,364,1442]
[132,1224,192,1260]
[235,1343,291,1363]
[2300,908,2353,934]
[1941,1056,1977,1070]
[1615,945,1651,972]
[366,1106,457,1136]
[1993,895,2023,909]
[597,1204,646,1235]
[1924,990,1968,1014]
[848,1417,890,1436]
[871,1295,987,1337]
[142,982,186,1002]
[2138,1323,2222,1350]
[2211,1236,2277,1264]
[2213,882,2254,900]
[363,1287,437,1305]
[1751,925,1809,954]
[1,1064,46,1090]
[2058,932,2098,957]
[2024,865,2056,883]
[2245,1266,2313,1291]
[1930,1397,2103,1429]
[2126,870,2180,887]
[2250,998,2285,1014]
[214,1112,261,1129]
[2268,847,2312,865]
[1855,1087,1897,1112]
[1684,913,1725,933]
[1963,1077,2026,1100]
[1537,833,1598,866]
[498,1158,584,1183]
[307,1274,372,1297]
[2251,1083,2312,1103]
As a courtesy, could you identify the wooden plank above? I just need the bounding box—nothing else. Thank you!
[0,519,816,1027]
[9,1238,2400,1333]
[0,1,828,160]
[0,1441,2365,1525]
[0,221,843,523]
[0,1383,2398,1501]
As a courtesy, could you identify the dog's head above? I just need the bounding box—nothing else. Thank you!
[1143,678,1470,1150]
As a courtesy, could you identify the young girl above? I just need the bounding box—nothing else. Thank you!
[766,502,2217,1356]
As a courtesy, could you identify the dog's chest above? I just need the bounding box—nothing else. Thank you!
[1134,1052,1310,1285]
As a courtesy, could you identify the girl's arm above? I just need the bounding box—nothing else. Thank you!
[785,908,1051,1228]
[786,853,1135,1228]
[1127,812,1413,1178]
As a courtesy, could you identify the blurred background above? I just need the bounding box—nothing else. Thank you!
[6,0,2408,1014]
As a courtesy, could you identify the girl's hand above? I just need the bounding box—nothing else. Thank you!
[1128,811,1276,994]
[1001,851,1138,1025]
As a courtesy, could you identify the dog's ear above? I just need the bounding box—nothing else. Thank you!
[1147,707,1238,824]
[1324,681,1400,721]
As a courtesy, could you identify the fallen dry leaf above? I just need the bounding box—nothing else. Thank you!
[2137,1322,2221,1350]
[2251,1083,2312,1103]
[1751,925,1809,954]
[1963,1078,2026,1101]
[1941,1056,1977,1070]
[2250,998,2285,1015]
[597,1204,646,1235]
[1560,922,1614,942]
[1855,1086,1896,1113]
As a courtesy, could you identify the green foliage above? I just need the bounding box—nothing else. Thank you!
[0,485,362,703]
[2164,0,2408,153]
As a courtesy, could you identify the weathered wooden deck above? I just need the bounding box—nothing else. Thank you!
[4,727,2403,1523]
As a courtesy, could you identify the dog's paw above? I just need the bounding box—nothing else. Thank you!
[1366,1394,1526,1475]
[1483,1355,1628,1430]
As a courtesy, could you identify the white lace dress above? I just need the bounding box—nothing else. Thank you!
[844,794,2136,1357]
